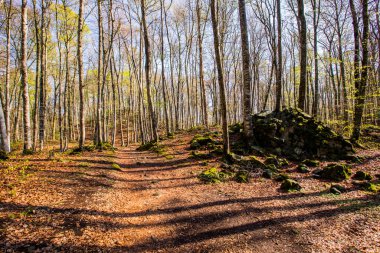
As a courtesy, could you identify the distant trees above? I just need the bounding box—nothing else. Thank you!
[0,0,378,152]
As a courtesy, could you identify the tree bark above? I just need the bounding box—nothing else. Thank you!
[21,0,32,152]
[210,0,229,155]
[297,0,307,111]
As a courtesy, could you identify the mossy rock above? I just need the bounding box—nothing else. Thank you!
[235,170,249,183]
[251,108,354,160]
[190,151,211,159]
[302,159,320,167]
[265,155,289,168]
[280,179,301,192]
[0,150,9,160]
[330,184,346,195]
[354,181,380,193]
[346,155,364,164]
[315,164,351,181]
[198,168,233,184]
[190,136,213,150]
[297,164,310,173]
[274,173,290,182]
[229,123,243,134]
[352,171,372,181]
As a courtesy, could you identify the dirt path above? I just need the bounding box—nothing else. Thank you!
[1,133,380,252]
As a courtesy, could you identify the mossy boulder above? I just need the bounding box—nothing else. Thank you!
[297,164,310,173]
[235,170,250,183]
[315,163,352,181]
[229,123,243,134]
[274,173,290,182]
[280,179,301,192]
[198,168,233,183]
[302,159,320,167]
[353,181,380,193]
[265,156,289,168]
[330,184,346,195]
[352,171,372,181]
[251,108,354,160]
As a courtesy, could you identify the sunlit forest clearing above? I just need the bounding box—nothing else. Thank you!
[0,0,380,252]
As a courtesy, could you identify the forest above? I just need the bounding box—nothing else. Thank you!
[0,0,379,252]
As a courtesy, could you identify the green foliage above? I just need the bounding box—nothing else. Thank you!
[137,141,166,155]
[235,170,249,183]
[0,150,9,160]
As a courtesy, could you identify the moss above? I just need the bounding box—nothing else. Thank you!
[302,159,320,167]
[190,151,211,159]
[235,170,249,183]
[111,163,122,170]
[198,168,233,184]
[165,155,174,160]
[297,164,310,173]
[265,156,289,168]
[330,184,346,195]
[190,135,214,150]
[137,141,166,155]
[316,163,352,181]
[356,182,380,193]
[352,171,372,181]
[274,173,290,182]
[280,179,301,192]
[229,123,243,134]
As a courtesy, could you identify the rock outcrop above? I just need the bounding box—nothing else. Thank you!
[251,108,354,160]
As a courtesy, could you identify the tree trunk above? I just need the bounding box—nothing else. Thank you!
[351,0,369,141]
[238,0,253,137]
[210,0,229,155]
[297,0,307,111]
[275,0,283,112]
[21,0,32,152]
[78,0,85,149]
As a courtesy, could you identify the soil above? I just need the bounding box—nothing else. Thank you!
[1,132,379,253]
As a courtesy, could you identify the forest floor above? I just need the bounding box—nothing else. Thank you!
[1,131,380,253]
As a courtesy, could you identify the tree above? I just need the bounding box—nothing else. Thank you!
[141,0,158,142]
[21,0,32,152]
[297,0,307,111]
[351,0,370,141]
[0,98,11,153]
[210,0,229,155]
[4,0,12,150]
[238,0,253,137]
[275,0,283,111]
[78,0,85,149]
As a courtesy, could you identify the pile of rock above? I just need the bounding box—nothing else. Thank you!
[251,108,354,160]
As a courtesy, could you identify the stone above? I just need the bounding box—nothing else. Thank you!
[297,164,310,173]
[280,179,301,192]
[352,171,372,181]
[250,108,354,160]
[315,164,352,181]
[330,184,346,195]
[302,159,320,167]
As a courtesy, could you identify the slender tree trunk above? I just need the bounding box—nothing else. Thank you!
[0,98,11,153]
[196,0,208,128]
[311,0,320,116]
[351,0,369,141]
[141,0,158,142]
[78,0,85,149]
[275,0,283,111]
[21,0,32,152]
[210,0,229,155]
[5,0,12,149]
[297,0,307,111]
[96,0,103,146]
[39,1,46,150]
[238,0,252,137]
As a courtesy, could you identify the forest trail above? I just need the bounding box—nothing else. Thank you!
[1,133,379,252]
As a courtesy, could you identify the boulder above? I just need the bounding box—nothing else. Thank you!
[297,164,310,173]
[352,171,372,181]
[280,179,301,192]
[315,163,351,181]
[251,108,354,160]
